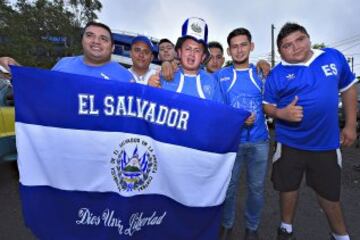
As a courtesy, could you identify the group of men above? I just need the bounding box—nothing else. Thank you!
[0,17,358,240]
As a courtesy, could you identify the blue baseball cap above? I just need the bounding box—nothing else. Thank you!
[131,35,154,52]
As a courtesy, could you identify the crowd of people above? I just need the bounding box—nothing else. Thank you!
[0,17,359,240]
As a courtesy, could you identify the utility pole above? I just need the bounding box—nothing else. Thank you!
[271,24,275,68]
[348,57,354,72]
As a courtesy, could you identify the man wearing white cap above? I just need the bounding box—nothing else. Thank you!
[129,35,158,85]
[159,17,224,102]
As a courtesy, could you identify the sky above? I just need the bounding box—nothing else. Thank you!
[98,0,360,76]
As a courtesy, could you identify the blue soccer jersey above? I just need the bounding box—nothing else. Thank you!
[161,68,224,103]
[52,56,134,82]
[263,48,357,150]
[216,65,269,143]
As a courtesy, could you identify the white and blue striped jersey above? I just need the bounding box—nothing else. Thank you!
[161,68,224,103]
[216,65,269,143]
[263,48,357,151]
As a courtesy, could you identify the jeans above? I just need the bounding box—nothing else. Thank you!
[222,140,269,230]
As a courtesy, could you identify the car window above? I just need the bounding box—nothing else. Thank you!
[0,78,13,107]
[0,78,15,136]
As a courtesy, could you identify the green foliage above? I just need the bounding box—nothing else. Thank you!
[67,0,102,28]
[312,42,326,49]
[0,0,102,68]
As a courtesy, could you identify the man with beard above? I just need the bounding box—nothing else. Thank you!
[216,28,269,240]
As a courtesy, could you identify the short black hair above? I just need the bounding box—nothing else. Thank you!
[158,38,174,47]
[277,22,309,49]
[175,37,182,51]
[82,21,114,44]
[208,41,224,54]
[227,28,252,46]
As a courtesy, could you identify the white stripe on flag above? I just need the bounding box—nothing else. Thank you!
[16,122,236,207]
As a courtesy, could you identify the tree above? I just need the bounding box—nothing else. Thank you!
[312,42,326,49]
[66,0,102,28]
[0,0,102,68]
[0,0,16,41]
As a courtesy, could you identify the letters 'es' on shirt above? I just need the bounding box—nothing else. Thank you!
[263,48,357,151]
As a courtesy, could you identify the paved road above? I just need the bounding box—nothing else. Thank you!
[0,142,359,240]
[229,142,360,240]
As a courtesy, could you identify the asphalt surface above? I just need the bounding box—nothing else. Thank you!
[0,138,359,240]
[228,140,360,240]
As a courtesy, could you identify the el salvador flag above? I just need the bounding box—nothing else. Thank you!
[12,66,250,240]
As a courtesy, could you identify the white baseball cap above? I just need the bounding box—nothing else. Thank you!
[180,17,208,48]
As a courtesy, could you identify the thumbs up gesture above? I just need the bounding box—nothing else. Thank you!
[148,69,161,88]
[283,96,303,122]
[274,96,303,122]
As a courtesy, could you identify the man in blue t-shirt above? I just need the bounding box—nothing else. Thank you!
[52,21,133,82]
[1,22,133,82]
[159,17,224,103]
[216,28,269,240]
[263,22,358,240]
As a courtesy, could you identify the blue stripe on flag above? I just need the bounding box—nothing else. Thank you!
[20,184,222,240]
[12,66,249,153]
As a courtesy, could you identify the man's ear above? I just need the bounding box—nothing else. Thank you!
[227,47,231,57]
[177,49,182,59]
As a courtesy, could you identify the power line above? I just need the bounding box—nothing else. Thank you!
[328,34,360,48]
[346,53,360,56]
[339,41,360,52]
[331,38,360,49]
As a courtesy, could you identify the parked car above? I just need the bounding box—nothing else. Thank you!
[0,75,16,162]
